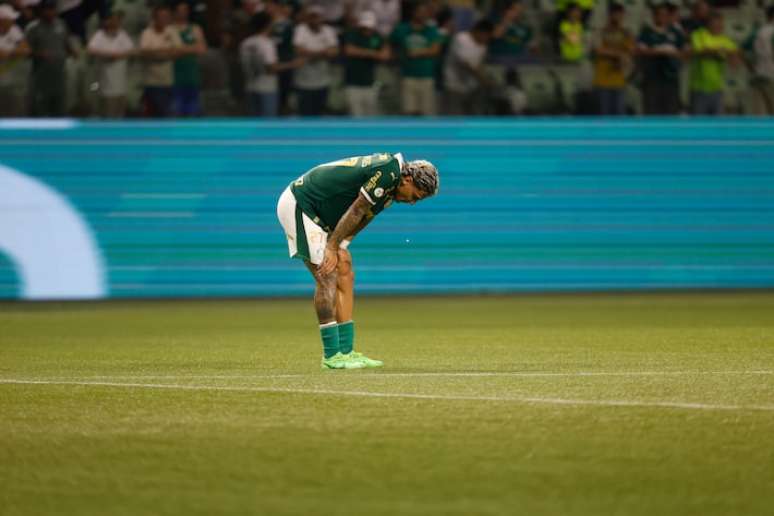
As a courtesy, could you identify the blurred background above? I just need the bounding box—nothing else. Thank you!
[1,0,773,300]
[1,0,773,118]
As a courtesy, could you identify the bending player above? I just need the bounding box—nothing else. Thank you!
[276,153,439,369]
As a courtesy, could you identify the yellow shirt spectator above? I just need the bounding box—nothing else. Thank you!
[560,19,585,62]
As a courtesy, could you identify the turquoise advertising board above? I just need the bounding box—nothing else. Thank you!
[1,118,773,299]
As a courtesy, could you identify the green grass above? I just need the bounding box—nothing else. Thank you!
[1,293,774,516]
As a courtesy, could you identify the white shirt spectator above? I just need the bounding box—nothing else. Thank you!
[87,28,134,96]
[754,23,774,79]
[443,31,487,94]
[139,25,181,87]
[240,33,278,93]
[292,22,338,90]
[350,0,400,37]
[307,0,345,23]
[57,0,82,13]
[0,24,24,87]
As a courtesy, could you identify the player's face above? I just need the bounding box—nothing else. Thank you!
[395,177,427,205]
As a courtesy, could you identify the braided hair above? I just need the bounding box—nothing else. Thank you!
[402,160,440,197]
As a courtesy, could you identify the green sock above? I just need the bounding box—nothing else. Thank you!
[338,321,354,355]
[320,322,339,358]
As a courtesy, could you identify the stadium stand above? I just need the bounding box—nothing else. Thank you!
[0,0,769,117]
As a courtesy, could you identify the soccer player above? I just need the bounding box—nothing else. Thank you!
[276,153,439,369]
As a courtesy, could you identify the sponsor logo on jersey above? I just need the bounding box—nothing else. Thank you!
[365,171,382,191]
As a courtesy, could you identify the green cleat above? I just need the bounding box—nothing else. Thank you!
[321,352,366,370]
[348,351,384,368]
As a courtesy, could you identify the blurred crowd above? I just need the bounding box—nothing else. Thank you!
[1,0,773,117]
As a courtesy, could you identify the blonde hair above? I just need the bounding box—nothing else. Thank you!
[403,160,439,197]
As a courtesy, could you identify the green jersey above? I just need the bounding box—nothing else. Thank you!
[390,22,441,78]
[174,24,201,88]
[489,22,533,57]
[290,153,403,232]
[637,24,686,83]
[344,29,384,86]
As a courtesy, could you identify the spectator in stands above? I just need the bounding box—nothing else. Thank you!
[342,11,390,117]
[391,1,442,115]
[681,0,710,36]
[750,6,774,115]
[592,2,633,115]
[87,10,134,118]
[667,1,685,37]
[348,0,400,38]
[26,0,75,117]
[559,3,585,63]
[0,4,30,117]
[688,10,739,115]
[139,4,182,117]
[60,0,108,43]
[265,0,296,115]
[432,6,454,104]
[8,0,35,30]
[489,1,534,62]
[292,5,338,116]
[173,1,207,116]
[637,3,686,114]
[241,11,303,116]
[443,19,493,114]
[307,0,345,26]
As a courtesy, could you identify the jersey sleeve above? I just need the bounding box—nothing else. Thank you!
[359,155,400,206]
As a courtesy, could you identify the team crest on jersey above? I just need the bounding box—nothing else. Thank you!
[374,187,384,198]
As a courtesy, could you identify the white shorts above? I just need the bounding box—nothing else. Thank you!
[276,186,349,266]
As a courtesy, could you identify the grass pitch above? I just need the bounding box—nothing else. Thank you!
[1,293,774,516]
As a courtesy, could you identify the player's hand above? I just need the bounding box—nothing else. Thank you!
[319,245,339,276]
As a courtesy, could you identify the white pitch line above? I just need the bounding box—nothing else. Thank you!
[23,370,773,380]
[1,379,773,412]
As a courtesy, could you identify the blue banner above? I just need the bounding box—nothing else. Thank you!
[1,118,773,299]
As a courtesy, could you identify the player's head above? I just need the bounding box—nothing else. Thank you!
[152,4,172,28]
[707,10,723,33]
[471,19,494,45]
[174,1,190,23]
[608,3,624,25]
[396,160,439,204]
[0,4,19,32]
[652,4,670,27]
[250,11,273,34]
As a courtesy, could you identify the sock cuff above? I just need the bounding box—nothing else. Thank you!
[337,320,353,327]
[319,321,338,329]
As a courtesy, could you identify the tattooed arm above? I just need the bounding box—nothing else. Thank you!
[346,212,374,241]
[319,193,372,274]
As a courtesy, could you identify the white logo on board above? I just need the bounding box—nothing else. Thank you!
[0,164,106,299]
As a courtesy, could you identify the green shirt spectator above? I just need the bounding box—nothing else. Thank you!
[490,2,533,58]
[490,23,532,56]
[390,20,441,78]
[174,23,202,88]
[343,27,385,86]
[637,23,686,83]
[689,26,737,93]
[560,5,585,62]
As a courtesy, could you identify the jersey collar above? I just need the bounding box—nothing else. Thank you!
[395,152,405,171]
